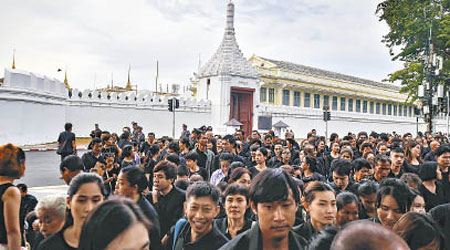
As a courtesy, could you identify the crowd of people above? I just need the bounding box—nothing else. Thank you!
[1,121,450,250]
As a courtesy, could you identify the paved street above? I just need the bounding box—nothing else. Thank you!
[19,150,86,200]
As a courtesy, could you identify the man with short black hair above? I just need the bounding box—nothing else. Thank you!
[331,159,359,194]
[17,183,38,242]
[172,181,228,250]
[194,132,215,177]
[81,138,105,172]
[352,158,372,183]
[388,147,406,178]
[220,168,306,250]
[59,155,85,185]
[57,122,76,161]
[268,143,283,168]
[148,161,186,239]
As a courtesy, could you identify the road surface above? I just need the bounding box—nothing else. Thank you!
[18,150,87,200]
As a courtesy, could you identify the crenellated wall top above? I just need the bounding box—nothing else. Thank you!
[1,68,211,110]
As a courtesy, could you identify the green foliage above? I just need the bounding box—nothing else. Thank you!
[377,0,450,103]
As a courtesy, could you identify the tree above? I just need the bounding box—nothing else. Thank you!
[376,0,450,102]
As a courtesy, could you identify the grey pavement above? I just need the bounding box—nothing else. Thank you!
[17,150,87,200]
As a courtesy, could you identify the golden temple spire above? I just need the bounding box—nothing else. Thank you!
[64,69,71,90]
[12,49,16,69]
[126,65,132,90]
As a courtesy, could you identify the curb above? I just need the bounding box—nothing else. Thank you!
[23,146,87,152]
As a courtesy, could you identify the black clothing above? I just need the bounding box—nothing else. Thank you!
[81,151,105,171]
[0,183,14,244]
[147,186,186,238]
[248,166,264,178]
[219,222,306,250]
[37,230,76,250]
[20,193,38,245]
[424,151,437,162]
[20,194,38,224]
[302,172,325,185]
[293,220,316,243]
[31,232,44,250]
[316,154,333,179]
[137,196,162,250]
[429,203,450,250]
[419,180,450,211]
[330,181,359,195]
[196,148,208,170]
[267,156,282,168]
[214,217,252,240]
[189,167,209,181]
[174,221,229,250]
[57,131,75,155]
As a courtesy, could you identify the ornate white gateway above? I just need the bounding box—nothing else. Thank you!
[197,1,259,136]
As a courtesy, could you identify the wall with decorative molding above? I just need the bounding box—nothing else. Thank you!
[0,68,211,145]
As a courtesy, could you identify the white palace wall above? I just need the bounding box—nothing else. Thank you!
[1,68,449,146]
[0,69,211,146]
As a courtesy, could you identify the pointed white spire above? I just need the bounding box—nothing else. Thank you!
[225,1,235,35]
[198,1,258,79]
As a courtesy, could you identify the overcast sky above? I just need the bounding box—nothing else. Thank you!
[0,0,403,91]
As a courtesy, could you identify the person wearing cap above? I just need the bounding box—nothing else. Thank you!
[0,143,26,250]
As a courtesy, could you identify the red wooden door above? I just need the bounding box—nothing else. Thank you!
[230,87,254,137]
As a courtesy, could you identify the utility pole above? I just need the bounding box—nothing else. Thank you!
[168,97,180,138]
[323,106,331,143]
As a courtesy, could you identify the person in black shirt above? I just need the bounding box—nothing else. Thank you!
[417,161,449,211]
[147,161,185,239]
[81,138,105,172]
[102,134,122,162]
[388,147,406,178]
[185,152,209,181]
[330,159,359,195]
[17,183,38,244]
[57,123,76,161]
[115,166,161,250]
[215,184,252,240]
[221,168,306,250]
[172,182,228,250]
[293,181,336,243]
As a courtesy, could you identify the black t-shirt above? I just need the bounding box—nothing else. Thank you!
[148,186,186,237]
[37,230,76,250]
[57,131,75,154]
